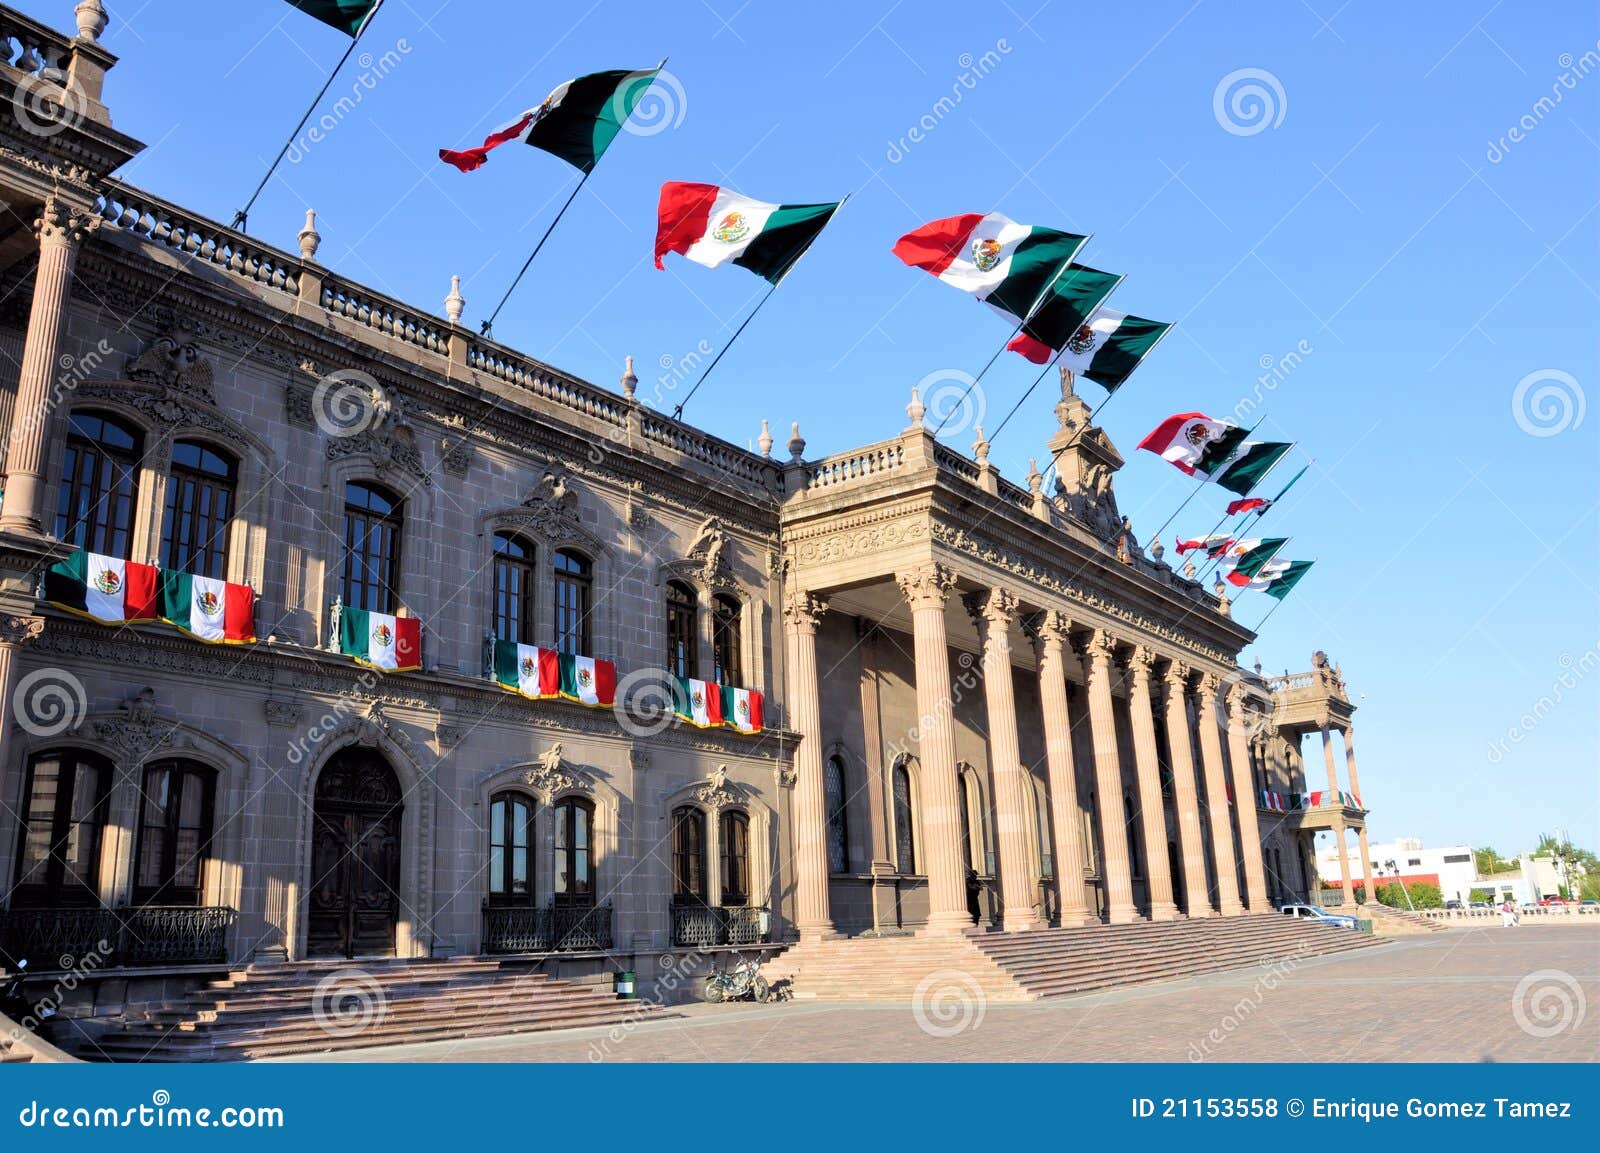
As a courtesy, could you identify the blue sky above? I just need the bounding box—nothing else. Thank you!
[36,0,1598,855]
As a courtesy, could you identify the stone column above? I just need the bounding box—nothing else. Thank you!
[1321,728,1341,794]
[1225,686,1271,912]
[0,613,46,897]
[1125,646,1178,920]
[1028,611,1092,926]
[0,197,100,534]
[1163,662,1211,917]
[1331,820,1353,901]
[964,587,1044,931]
[783,591,834,941]
[897,565,971,934]
[1357,826,1377,902]
[1195,674,1245,916]
[1080,628,1139,924]
[1341,727,1363,804]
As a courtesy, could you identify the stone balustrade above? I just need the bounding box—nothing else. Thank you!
[806,440,905,489]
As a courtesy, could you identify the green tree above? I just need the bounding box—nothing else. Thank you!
[1469,887,1495,903]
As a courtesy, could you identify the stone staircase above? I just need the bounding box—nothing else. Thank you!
[1362,902,1451,934]
[766,914,1387,1001]
[85,957,668,1062]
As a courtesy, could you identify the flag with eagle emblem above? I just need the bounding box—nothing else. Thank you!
[673,676,726,728]
[160,570,256,643]
[1137,412,1249,478]
[561,653,617,707]
[44,551,160,624]
[494,640,561,700]
[339,607,421,671]
[655,182,842,284]
[892,211,1088,325]
[721,685,764,734]
[1013,305,1170,385]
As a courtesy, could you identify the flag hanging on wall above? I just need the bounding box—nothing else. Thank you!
[440,67,663,173]
[1137,412,1248,478]
[561,653,617,707]
[44,551,160,624]
[722,685,764,734]
[284,0,382,36]
[494,640,561,699]
[339,607,421,672]
[655,182,841,284]
[160,571,256,643]
[1014,305,1170,385]
[673,676,725,728]
[891,211,1087,323]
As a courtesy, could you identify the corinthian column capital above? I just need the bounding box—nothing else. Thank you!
[1023,608,1072,652]
[1163,659,1192,693]
[1081,627,1117,666]
[1196,671,1223,700]
[896,564,954,611]
[1225,681,1252,719]
[961,586,1018,629]
[782,590,828,634]
[1127,644,1158,682]
[35,196,102,246]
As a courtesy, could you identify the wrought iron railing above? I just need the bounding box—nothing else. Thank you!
[0,906,234,969]
[480,902,614,954]
[669,902,771,948]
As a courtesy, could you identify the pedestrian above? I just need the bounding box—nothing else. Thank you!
[1501,898,1517,928]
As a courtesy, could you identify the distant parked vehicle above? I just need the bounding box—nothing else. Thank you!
[1538,898,1568,908]
[1279,903,1359,930]
[1444,899,1464,910]
[1580,901,1599,914]
[1469,901,1491,910]
[1519,901,1539,910]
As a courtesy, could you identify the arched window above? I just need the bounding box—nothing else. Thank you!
[671,806,707,903]
[342,481,402,612]
[553,797,594,906]
[1124,795,1144,879]
[1034,777,1053,880]
[711,594,742,685]
[161,440,236,580]
[55,410,142,559]
[492,532,537,644]
[553,549,592,655]
[487,791,534,906]
[892,761,916,875]
[666,580,698,678]
[12,749,112,907]
[134,760,217,905]
[956,770,975,872]
[824,755,849,874]
[719,810,750,906]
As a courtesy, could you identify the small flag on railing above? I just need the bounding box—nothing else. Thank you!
[1262,790,1287,812]
[561,654,617,707]
[44,551,160,624]
[339,607,421,672]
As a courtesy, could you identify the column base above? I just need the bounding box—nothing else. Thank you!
[919,911,978,936]
[1001,909,1047,932]
[797,923,843,944]
[1219,900,1247,917]
[1056,908,1097,928]
[1147,901,1181,922]
[1184,902,1214,919]
[1106,904,1144,925]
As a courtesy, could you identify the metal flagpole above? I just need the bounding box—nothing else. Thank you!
[231,2,386,232]
[1194,454,1302,585]
[1251,558,1315,631]
[1147,416,1264,544]
[479,171,592,338]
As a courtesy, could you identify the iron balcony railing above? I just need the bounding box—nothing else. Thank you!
[0,905,235,969]
[480,901,614,954]
[669,902,771,948]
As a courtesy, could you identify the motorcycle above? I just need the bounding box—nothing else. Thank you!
[703,956,769,1003]
[1,959,57,1039]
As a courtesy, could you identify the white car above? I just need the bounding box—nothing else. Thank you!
[1280,903,1360,930]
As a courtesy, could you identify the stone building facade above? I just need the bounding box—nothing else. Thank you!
[0,3,1375,995]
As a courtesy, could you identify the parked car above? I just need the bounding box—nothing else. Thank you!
[1519,901,1539,911]
[1280,903,1360,930]
[1580,901,1599,914]
[1469,901,1491,910]
[1444,899,1464,910]
[1538,897,1568,908]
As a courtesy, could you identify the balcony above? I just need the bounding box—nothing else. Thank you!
[480,902,614,954]
[670,902,771,948]
[0,905,235,969]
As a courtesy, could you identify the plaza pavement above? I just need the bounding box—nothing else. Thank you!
[288,924,1600,1063]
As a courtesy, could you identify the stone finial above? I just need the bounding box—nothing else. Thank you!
[296,209,320,260]
[620,354,637,398]
[75,0,108,41]
[1213,577,1232,617]
[1026,458,1043,495]
[1182,558,1197,579]
[1149,536,1166,563]
[787,421,806,462]
[444,275,465,324]
[757,419,774,458]
[1254,657,1264,676]
[906,386,926,426]
[972,425,989,464]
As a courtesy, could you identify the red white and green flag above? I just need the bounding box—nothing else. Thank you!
[655,182,842,284]
[721,686,764,734]
[339,607,421,672]
[1175,533,1234,556]
[561,653,617,707]
[1259,559,1314,601]
[1226,496,1271,516]
[1223,538,1289,586]
[891,211,1088,326]
[1013,305,1170,386]
[1003,267,1127,365]
[283,0,382,36]
[1214,441,1293,497]
[674,676,725,728]
[440,67,663,173]
[1223,557,1290,590]
[494,640,561,700]
[160,571,255,644]
[1137,413,1249,478]
[44,551,160,624]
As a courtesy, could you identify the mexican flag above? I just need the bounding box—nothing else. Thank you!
[1002,272,1132,366]
[440,67,662,173]
[1262,790,1287,812]
[1261,559,1314,601]
[1137,413,1248,477]
[722,686,764,734]
[1227,538,1289,582]
[1214,442,1293,496]
[284,0,382,36]
[561,653,617,707]
[1224,557,1290,590]
[1011,305,1170,384]
[44,551,160,624]
[339,607,421,671]
[1175,533,1234,555]
[655,182,841,284]
[1226,496,1271,516]
[673,676,725,728]
[494,640,560,699]
[891,212,1087,323]
[160,571,255,643]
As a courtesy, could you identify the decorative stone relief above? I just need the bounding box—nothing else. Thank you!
[91,687,173,757]
[897,564,954,611]
[687,516,735,588]
[0,614,46,645]
[693,765,741,810]
[522,742,590,796]
[264,699,302,727]
[125,335,215,402]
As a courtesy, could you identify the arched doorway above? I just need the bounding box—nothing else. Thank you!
[308,748,402,958]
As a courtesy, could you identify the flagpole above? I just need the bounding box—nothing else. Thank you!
[1147,415,1264,546]
[1251,558,1315,631]
[480,170,593,338]
[1195,458,1308,585]
[230,2,385,233]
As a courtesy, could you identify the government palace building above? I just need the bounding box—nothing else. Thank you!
[0,3,1381,1043]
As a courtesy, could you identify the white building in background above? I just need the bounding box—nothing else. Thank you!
[1323,836,1586,905]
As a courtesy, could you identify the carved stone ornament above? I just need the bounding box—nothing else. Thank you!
[35,196,102,246]
[688,516,734,588]
[326,383,429,486]
[498,467,584,542]
[125,335,215,402]
[435,723,464,751]
[896,564,954,611]
[522,742,589,796]
[694,764,741,809]
[264,699,302,727]
[782,590,828,634]
[0,614,46,645]
[361,698,414,751]
[439,436,472,478]
[91,687,173,756]
[774,760,798,790]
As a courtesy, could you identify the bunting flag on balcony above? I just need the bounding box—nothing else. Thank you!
[674,676,726,728]
[44,551,161,624]
[655,182,843,285]
[722,686,764,734]
[339,607,421,672]
[1214,441,1294,496]
[494,640,561,700]
[1262,790,1288,812]
[440,67,663,174]
[160,571,256,644]
[1137,413,1249,478]
[561,654,617,707]
[284,0,383,36]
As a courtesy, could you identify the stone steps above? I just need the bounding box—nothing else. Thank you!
[86,957,666,1062]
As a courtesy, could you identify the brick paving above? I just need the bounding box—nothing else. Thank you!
[291,924,1600,1063]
